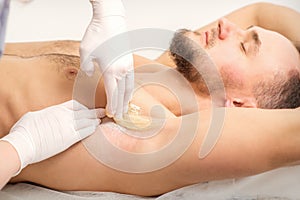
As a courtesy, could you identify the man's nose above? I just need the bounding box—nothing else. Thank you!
[218,18,244,40]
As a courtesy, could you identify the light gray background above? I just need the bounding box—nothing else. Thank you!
[6,0,300,42]
[6,0,300,58]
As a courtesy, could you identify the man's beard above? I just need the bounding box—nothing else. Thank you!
[169,29,224,96]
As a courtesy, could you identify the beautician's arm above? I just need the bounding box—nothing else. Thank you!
[0,141,20,189]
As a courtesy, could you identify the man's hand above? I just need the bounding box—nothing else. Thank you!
[80,0,134,119]
[0,100,105,175]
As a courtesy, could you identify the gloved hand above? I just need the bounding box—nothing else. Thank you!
[0,100,105,175]
[80,0,134,119]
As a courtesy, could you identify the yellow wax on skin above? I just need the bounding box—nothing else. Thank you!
[106,111,113,118]
[114,103,153,130]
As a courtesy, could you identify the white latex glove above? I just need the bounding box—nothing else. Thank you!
[80,0,134,119]
[0,100,105,175]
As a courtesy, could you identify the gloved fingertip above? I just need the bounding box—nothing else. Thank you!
[95,118,101,126]
[81,60,95,77]
[123,105,129,114]
[115,106,123,120]
[105,109,114,119]
[85,70,94,77]
[96,108,106,118]
[115,113,122,120]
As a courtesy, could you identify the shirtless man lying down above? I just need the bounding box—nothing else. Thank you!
[1,2,300,196]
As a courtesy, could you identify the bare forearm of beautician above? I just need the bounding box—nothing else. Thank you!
[0,141,20,190]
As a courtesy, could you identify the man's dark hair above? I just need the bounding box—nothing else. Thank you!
[254,41,300,109]
[253,69,300,109]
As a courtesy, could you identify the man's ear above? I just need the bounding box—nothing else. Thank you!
[225,97,257,108]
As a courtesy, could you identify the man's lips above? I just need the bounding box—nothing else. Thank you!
[194,29,213,47]
[205,31,209,45]
[199,31,208,46]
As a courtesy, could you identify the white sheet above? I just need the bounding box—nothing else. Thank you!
[1,165,300,200]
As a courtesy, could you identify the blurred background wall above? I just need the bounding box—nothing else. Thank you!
[6,0,300,58]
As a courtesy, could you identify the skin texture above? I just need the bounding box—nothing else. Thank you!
[0,2,300,197]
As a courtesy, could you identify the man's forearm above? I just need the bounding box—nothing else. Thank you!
[255,2,300,43]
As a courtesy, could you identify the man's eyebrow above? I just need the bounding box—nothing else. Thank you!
[250,30,261,55]
[251,30,261,45]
